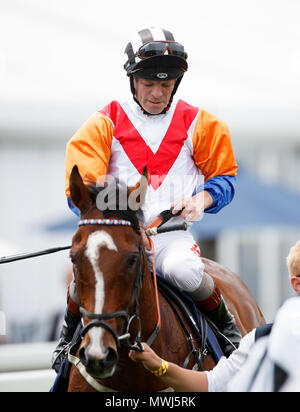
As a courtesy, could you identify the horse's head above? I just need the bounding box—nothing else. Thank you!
[69,166,148,379]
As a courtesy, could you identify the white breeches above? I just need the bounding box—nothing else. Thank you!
[147,229,205,294]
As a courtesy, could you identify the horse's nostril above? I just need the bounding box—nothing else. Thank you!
[106,347,118,364]
[79,345,118,378]
[79,346,88,366]
[80,345,118,369]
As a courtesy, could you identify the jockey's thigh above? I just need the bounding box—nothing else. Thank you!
[147,229,205,293]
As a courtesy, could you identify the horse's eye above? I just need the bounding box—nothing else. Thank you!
[69,253,75,264]
[126,255,138,269]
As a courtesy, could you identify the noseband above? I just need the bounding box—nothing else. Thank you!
[77,218,145,352]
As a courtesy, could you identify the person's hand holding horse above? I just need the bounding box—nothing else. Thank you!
[128,343,163,373]
[129,342,209,392]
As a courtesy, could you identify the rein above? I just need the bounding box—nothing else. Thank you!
[0,245,71,264]
[0,216,187,265]
[0,220,132,264]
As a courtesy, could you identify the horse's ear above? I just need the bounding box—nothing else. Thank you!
[128,166,149,210]
[69,165,92,215]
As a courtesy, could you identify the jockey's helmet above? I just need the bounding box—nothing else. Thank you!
[123,27,188,113]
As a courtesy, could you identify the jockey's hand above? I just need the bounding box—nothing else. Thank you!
[172,191,213,222]
[128,343,163,372]
[51,346,68,374]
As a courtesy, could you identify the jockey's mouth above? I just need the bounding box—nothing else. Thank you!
[148,100,163,105]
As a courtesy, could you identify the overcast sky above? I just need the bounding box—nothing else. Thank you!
[0,0,300,139]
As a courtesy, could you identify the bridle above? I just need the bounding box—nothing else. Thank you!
[0,212,185,352]
[76,218,158,353]
[65,216,172,392]
[0,212,189,392]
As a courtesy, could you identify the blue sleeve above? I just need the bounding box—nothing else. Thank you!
[67,196,80,217]
[192,175,236,214]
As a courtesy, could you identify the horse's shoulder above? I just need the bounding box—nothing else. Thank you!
[202,257,240,286]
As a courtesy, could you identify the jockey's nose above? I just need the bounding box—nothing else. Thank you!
[151,84,163,99]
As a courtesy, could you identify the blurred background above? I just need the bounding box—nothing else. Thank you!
[0,0,300,390]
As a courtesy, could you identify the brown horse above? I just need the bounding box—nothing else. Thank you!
[67,165,265,392]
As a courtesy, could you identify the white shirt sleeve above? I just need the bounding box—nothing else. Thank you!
[205,328,256,392]
[268,297,300,375]
[226,336,272,392]
[227,298,300,392]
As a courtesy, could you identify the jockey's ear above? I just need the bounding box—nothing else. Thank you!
[128,166,149,210]
[69,165,93,216]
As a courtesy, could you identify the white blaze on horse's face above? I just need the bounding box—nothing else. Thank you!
[85,230,118,358]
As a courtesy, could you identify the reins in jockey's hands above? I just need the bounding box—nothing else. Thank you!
[172,191,213,222]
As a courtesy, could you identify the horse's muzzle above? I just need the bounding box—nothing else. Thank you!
[79,344,119,379]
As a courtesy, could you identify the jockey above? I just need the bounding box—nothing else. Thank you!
[52,27,241,372]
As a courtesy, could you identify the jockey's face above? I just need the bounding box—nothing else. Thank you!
[133,77,177,114]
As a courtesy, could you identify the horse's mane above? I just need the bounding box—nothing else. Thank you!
[86,180,141,235]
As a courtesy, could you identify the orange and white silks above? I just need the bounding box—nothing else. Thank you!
[65,98,237,224]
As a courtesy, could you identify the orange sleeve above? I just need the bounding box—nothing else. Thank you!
[192,109,238,182]
[65,112,113,199]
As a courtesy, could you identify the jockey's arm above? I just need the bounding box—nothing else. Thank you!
[192,110,238,214]
[172,175,236,222]
[172,190,214,222]
[65,112,113,215]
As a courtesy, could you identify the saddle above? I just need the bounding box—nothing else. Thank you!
[156,274,224,369]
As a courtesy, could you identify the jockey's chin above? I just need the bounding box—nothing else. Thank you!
[133,77,177,115]
[144,101,166,114]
